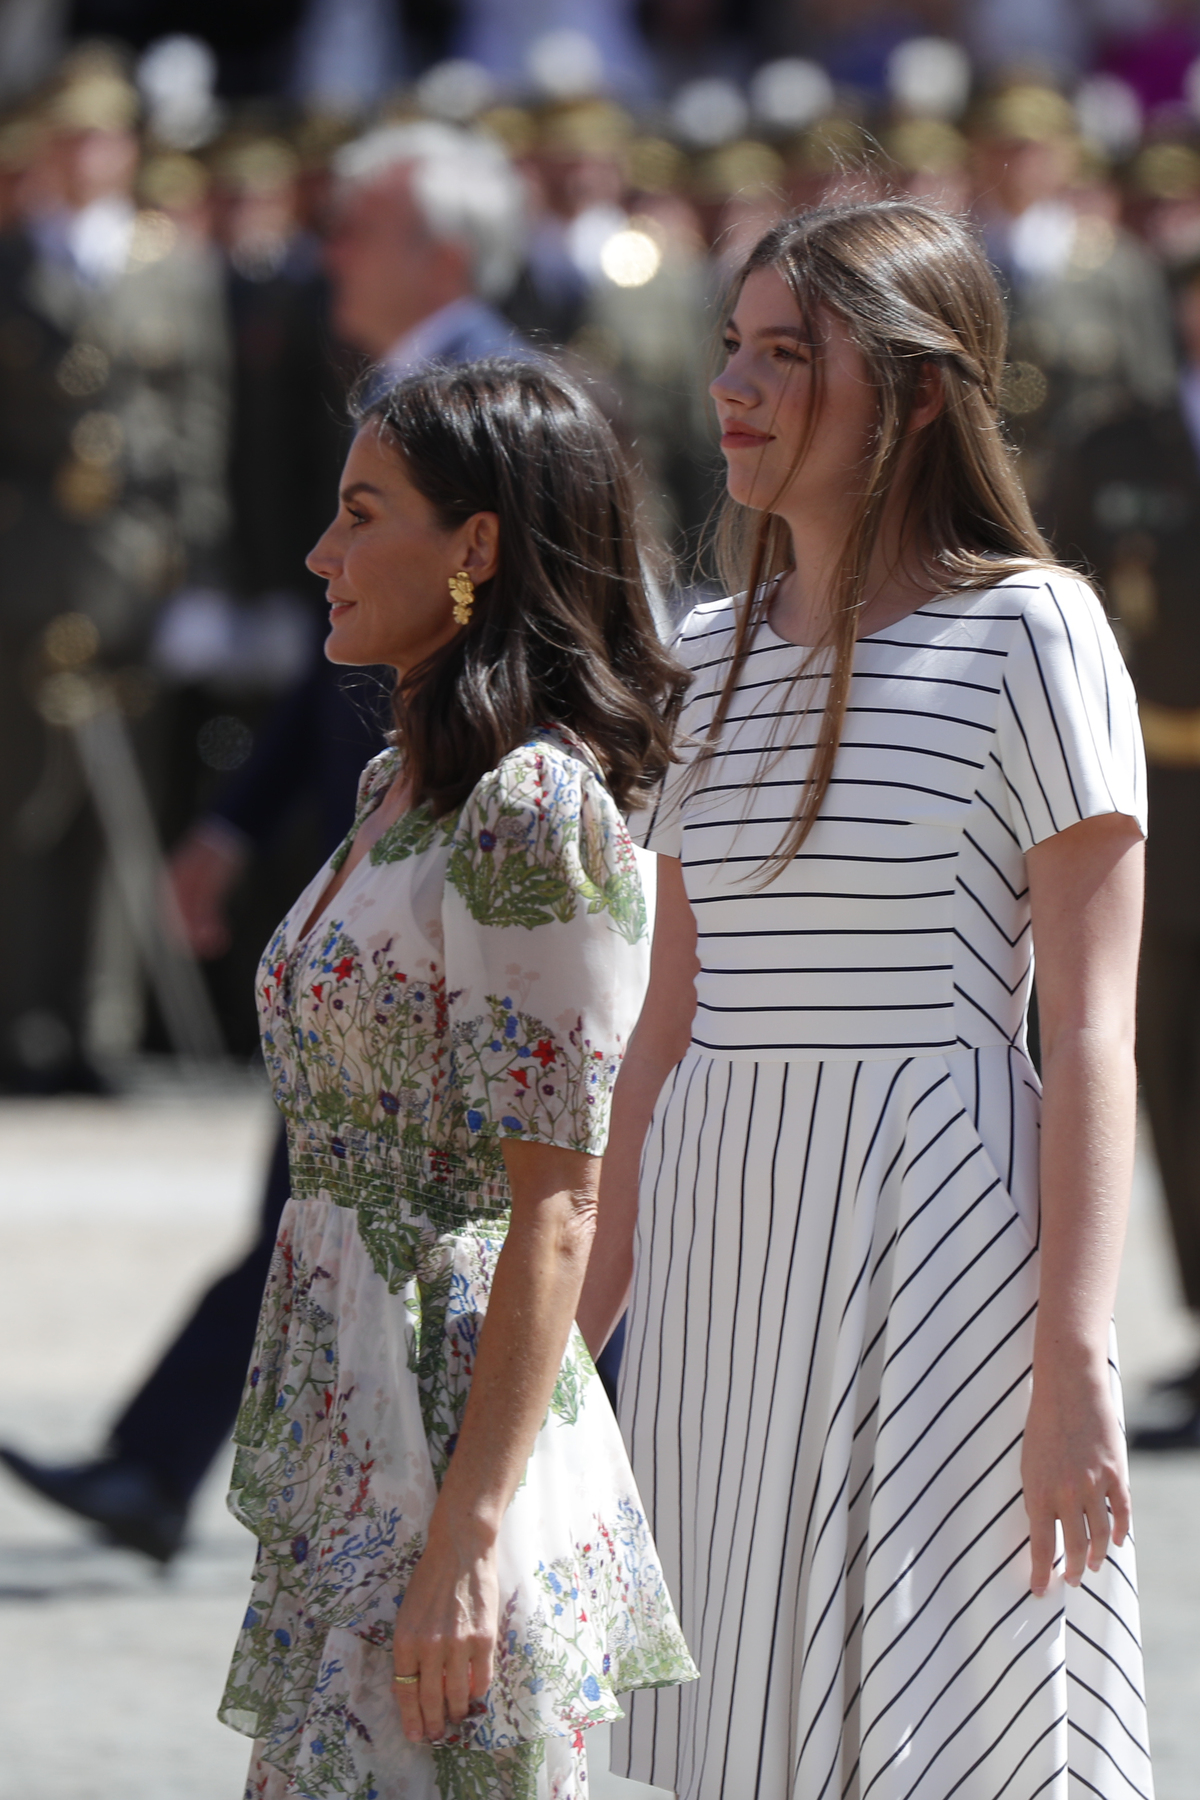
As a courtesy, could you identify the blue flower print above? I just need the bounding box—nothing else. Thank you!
[479,829,496,850]
[582,1675,601,1702]
[291,1534,309,1563]
[275,1628,291,1647]
[466,1109,484,1132]
[501,1116,523,1132]
[291,1420,303,1443]
[504,1014,518,1039]
[243,1606,259,1629]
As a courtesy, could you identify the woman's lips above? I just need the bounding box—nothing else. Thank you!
[720,428,774,449]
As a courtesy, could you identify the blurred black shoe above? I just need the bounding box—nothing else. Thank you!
[0,1450,186,1563]
[0,1058,111,1097]
[1148,1356,1200,1402]
[1129,1406,1200,1452]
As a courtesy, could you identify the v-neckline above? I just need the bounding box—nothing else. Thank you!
[287,725,605,957]
[291,752,400,952]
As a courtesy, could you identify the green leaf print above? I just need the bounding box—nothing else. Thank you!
[447,743,649,944]
[447,832,578,931]
[547,1333,595,1428]
[431,1739,545,1800]
[576,809,647,947]
[371,803,459,867]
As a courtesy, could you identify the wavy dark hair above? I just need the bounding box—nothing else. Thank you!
[706,199,1066,880]
[355,358,686,815]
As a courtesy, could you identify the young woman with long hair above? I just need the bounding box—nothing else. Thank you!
[218,359,697,1800]
[578,201,1153,1798]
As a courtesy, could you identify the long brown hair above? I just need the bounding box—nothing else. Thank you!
[358,358,686,816]
[706,199,1059,881]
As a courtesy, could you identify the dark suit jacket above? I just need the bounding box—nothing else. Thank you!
[1049,396,1200,931]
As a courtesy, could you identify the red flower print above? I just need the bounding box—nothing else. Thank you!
[511,1068,530,1090]
[311,983,325,1001]
[333,956,355,982]
[533,1039,556,1068]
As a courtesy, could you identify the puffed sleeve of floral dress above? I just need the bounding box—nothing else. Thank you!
[441,734,654,1160]
[996,572,1148,849]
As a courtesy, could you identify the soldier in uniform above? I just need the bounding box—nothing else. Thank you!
[1050,258,1200,1446]
[0,52,230,1091]
[970,83,1176,517]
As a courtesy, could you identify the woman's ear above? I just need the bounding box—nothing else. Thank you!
[909,361,945,433]
[458,511,500,585]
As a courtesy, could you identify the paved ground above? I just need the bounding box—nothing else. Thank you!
[0,1084,1195,1798]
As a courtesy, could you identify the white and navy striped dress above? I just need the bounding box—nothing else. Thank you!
[615,572,1153,1800]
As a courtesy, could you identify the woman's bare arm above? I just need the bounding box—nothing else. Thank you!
[392,1138,599,1742]
[576,856,699,1357]
[1022,810,1144,1597]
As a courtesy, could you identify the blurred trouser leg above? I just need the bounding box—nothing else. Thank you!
[110,1123,291,1505]
[0,643,101,1091]
[1137,924,1200,1315]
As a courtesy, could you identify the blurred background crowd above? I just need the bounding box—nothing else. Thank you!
[0,0,1199,1562]
[3,0,1200,1082]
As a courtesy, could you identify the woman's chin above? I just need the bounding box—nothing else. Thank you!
[324,627,372,666]
[723,468,767,510]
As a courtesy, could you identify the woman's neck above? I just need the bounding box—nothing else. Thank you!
[768,494,940,649]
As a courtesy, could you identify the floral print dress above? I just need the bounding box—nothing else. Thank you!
[219,728,697,1800]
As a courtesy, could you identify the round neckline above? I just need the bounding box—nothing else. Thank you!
[758,594,945,652]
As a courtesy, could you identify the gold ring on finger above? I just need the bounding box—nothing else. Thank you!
[393,1673,420,1685]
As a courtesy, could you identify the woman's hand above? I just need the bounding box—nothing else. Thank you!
[1020,1357,1131,1597]
[392,1517,498,1743]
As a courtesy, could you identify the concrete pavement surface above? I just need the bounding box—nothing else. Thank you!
[0,1083,1195,1799]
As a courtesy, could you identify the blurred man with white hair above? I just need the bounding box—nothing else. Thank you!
[325,120,526,375]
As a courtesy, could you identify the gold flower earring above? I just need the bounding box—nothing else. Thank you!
[449,570,475,627]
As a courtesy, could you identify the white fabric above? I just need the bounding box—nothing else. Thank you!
[617,572,1153,1800]
[640,572,1146,1060]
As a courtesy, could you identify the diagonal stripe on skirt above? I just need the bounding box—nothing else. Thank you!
[614,1045,1152,1800]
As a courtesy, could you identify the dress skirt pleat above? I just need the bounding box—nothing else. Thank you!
[615,1045,1152,1800]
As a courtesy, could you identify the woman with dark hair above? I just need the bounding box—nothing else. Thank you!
[218,358,696,1800]
[579,201,1153,1798]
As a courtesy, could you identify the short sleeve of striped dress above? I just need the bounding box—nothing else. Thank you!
[629,612,714,859]
[996,572,1147,849]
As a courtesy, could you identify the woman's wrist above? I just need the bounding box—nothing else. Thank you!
[427,1486,504,1558]
[1031,1337,1111,1389]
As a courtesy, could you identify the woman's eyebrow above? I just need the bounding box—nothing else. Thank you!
[340,480,386,502]
[724,320,811,342]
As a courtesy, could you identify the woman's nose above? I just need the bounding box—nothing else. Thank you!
[710,354,753,407]
[306,524,338,578]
